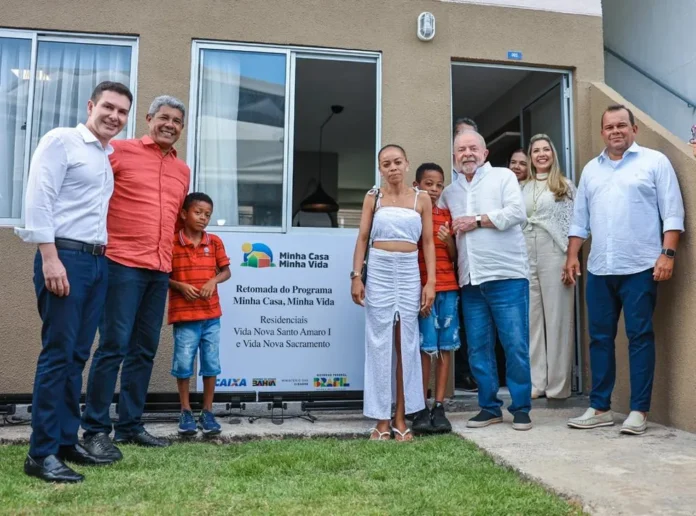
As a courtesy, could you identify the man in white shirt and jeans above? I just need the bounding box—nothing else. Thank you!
[15,81,132,482]
[564,104,685,435]
[440,130,533,431]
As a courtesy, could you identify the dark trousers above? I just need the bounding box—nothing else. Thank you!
[30,249,107,458]
[587,269,658,412]
[455,296,472,378]
[81,259,168,440]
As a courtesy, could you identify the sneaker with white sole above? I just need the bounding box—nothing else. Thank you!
[512,411,533,431]
[466,410,503,428]
[620,411,647,435]
[567,408,614,429]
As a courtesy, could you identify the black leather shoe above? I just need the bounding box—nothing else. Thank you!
[24,455,84,483]
[83,432,123,462]
[58,443,115,466]
[115,430,171,448]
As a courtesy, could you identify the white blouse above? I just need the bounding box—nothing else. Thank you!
[521,174,576,253]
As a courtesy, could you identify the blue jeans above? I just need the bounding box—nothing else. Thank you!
[30,249,107,458]
[461,278,531,416]
[419,290,461,353]
[82,259,168,439]
[171,318,222,378]
[587,269,657,412]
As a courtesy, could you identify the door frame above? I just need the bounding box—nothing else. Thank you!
[520,76,573,180]
[449,61,583,394]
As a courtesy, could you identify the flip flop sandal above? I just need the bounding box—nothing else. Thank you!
[369,428,392,441]
[390,425,413,442]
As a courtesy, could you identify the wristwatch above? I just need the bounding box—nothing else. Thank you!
[349,270,361,279]
[661,248,676,258]
[475,215,482,228]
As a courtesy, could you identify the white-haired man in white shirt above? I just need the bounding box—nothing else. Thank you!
[564,104,685,435]
[440,130,533,431]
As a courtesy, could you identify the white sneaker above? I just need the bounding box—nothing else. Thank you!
[567,408,615,429]
[620,411,648,435]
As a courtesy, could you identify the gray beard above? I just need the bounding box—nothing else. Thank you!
[460,162,478,175]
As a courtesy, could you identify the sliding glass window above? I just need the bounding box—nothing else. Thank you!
[188,41,380,232]
[0,30,138,224]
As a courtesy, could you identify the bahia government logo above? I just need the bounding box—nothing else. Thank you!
[252,378,277,387]
[241,242,275,268]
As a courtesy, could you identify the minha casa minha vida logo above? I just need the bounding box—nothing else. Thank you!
[241,242,329,269]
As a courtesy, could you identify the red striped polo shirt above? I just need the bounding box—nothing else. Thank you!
[418,206,459,292]
[168,230,230,324]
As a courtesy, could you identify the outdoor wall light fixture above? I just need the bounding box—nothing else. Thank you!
[417,12,436,41]
[299,104,344,213]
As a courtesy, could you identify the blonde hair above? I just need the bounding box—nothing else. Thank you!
[524,134,571,200]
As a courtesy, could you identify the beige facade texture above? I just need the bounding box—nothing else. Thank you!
[587,83,696,432]
[0,2,604,399]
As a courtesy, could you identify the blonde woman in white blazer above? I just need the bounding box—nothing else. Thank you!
[521,134,576,399]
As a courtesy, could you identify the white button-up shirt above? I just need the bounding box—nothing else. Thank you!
[440,162,529,286]
[569,142,685,276]
[15,124,114,245]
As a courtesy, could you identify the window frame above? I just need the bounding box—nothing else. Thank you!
[0,28,139,227]
[187,40,382,235]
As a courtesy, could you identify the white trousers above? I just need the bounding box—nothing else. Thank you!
[525,225,575,399]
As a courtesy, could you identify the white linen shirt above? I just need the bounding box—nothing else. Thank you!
[440,162,529,286]
[569,143,685,276]
[15,124,114,245]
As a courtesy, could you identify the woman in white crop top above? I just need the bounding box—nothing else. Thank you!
[351,144,436,441]
[520,134,576,400]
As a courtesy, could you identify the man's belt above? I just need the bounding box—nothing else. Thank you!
[54,238,107,256]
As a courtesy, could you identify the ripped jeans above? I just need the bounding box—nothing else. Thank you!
[419,290,461,356]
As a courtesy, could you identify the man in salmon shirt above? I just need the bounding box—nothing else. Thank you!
[81,96,190,459]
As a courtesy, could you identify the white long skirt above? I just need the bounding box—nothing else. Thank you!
[363,248,424,420]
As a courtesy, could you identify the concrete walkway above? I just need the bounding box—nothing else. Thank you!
[2,406,696,515]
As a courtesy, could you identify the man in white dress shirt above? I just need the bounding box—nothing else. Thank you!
[15,81,133,482]
[440,130,533,431]
[564,105,685,435]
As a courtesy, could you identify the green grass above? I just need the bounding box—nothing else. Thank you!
[0,435,581,515]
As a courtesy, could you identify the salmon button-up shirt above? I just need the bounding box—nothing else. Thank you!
[106,136,190,273]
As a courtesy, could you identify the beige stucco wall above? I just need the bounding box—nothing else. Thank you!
[0,0,604,395]
[586,83,696,432]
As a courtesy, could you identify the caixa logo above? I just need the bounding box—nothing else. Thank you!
[314,376,351,388]
[216,378,247,387]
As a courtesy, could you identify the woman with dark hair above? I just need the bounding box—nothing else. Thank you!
[351,144,436,441]
[509,148,529,182]
[521,134,576,399]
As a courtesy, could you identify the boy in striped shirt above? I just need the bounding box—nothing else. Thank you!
[168,193,231,436]
[412,163,460,434]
